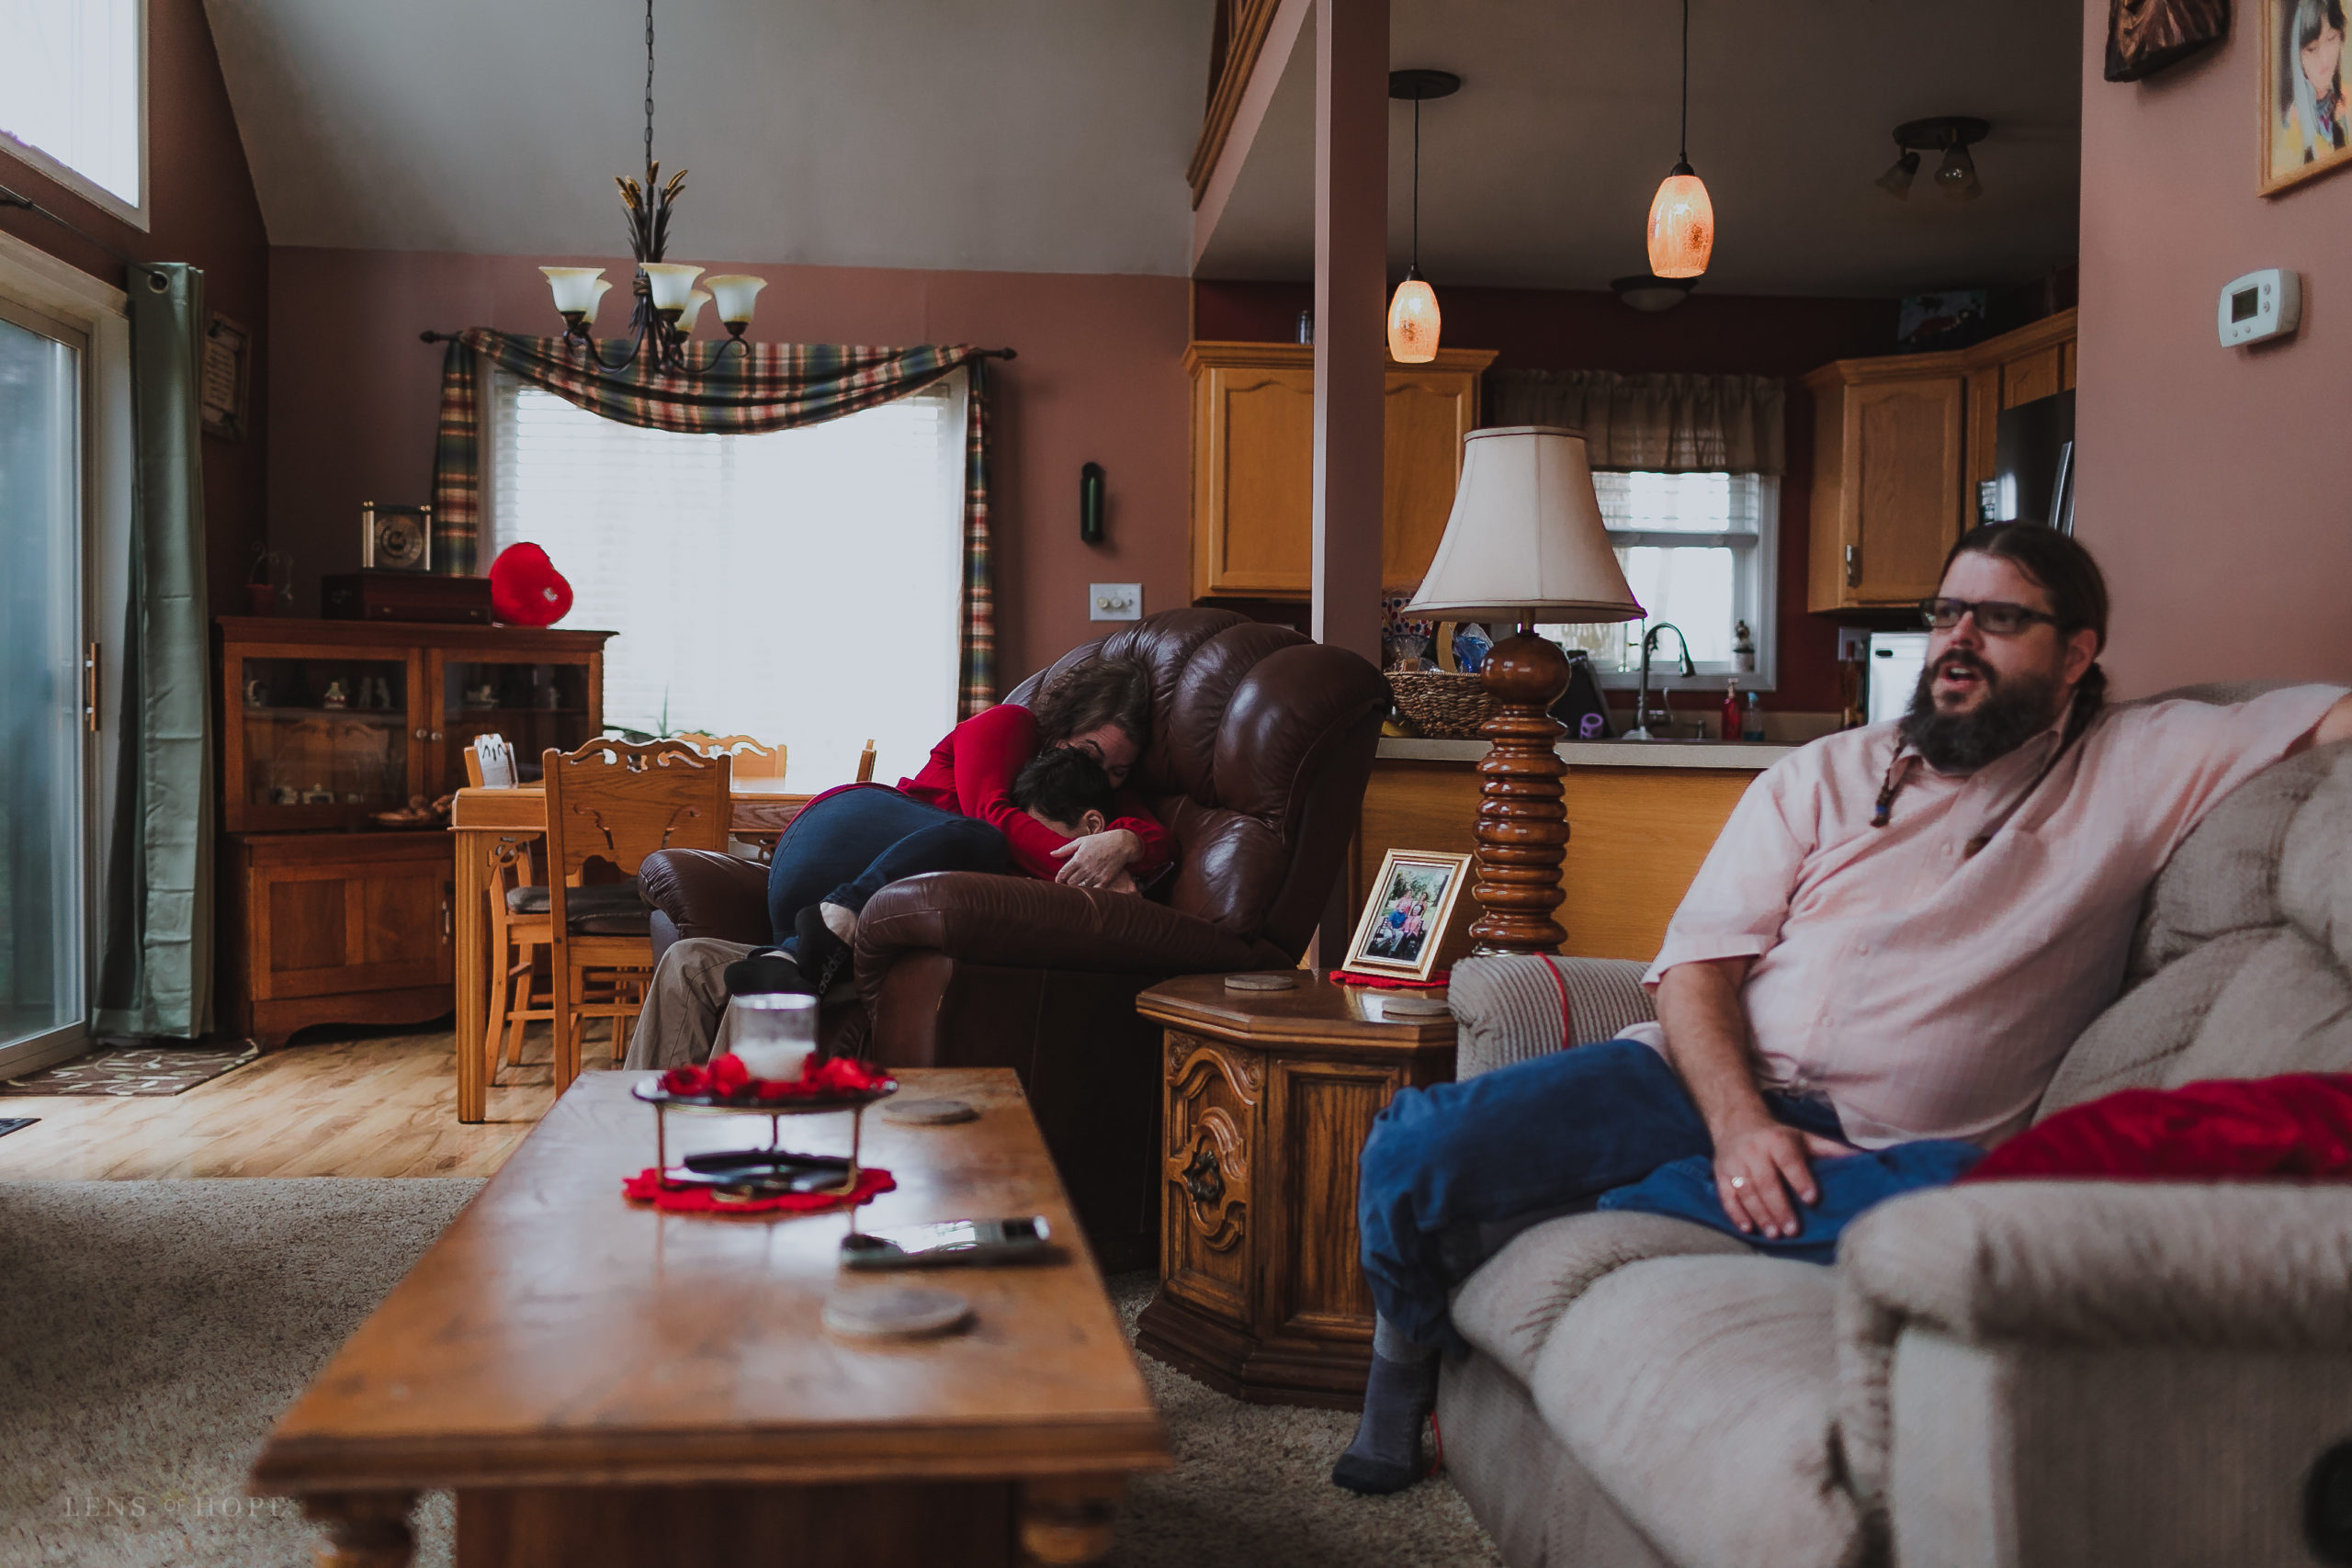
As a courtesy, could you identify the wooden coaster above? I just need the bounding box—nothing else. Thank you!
[1379,992,1453,1019]
[878,1098,978,1126]
[1225,972,1300,992]
[822,1286,972,1340]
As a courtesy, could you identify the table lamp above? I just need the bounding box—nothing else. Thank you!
[1405,426,1643,953]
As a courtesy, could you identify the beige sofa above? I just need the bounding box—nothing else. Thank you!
[1435,733,2352,1568]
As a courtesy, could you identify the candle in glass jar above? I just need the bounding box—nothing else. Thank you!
[728,991,819,1081]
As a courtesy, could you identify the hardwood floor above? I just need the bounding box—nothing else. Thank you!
[0,1022,618,1180]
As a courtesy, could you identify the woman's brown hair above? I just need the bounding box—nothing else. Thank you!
[1030,656,1154,749]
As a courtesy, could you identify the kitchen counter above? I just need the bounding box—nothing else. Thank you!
[1377,737,1800,771]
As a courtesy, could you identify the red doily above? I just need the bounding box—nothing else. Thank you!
[660,1054,895,1104]
[622,1164,897,1215]
[1331,967,1453,991]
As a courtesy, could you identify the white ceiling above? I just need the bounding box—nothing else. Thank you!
[202,0,2081,297]
[200,0,1211,274]
[1203,0,2084,297]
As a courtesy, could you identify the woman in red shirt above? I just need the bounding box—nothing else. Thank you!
[752,657,1173,991]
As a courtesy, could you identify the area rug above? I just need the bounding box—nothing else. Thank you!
[0,1181,1499,1568]
[2,1043,259,1097]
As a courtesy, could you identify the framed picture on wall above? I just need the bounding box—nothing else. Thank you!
[1343,850,1474,985]
[200,312,251,441]
[2262,0,2352,194]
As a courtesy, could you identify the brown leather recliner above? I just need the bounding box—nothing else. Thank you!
[638,608,1388,1269]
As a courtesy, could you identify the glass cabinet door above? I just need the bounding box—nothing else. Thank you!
[230,649,418,829]
[432,653,596,794]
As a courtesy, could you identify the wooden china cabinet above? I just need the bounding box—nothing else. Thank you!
[214,617,612,1047]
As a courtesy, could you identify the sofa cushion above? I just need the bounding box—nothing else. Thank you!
[1452,1211,1745,1382]
[2042,742,2352,1118]
[1531,1255,1864,1568]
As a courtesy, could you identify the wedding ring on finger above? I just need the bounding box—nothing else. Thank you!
[1728,1176,1748,1190]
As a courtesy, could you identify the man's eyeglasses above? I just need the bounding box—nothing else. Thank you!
[1917,597,2064,637]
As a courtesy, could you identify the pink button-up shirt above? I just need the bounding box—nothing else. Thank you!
[1626,686,2346,1148]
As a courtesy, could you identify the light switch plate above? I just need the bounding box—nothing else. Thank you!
[1090,582,1142,622]
[1836,626,1871,662]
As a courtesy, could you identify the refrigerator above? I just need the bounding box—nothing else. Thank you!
[1987,389,2075,534]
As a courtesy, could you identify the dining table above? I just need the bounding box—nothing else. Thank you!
[447,779,811,1122]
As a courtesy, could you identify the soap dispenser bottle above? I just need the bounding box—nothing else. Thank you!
[1720,680,1742,742]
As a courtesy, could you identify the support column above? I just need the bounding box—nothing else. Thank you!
[1309,0,1389,961]
[1309,0,1388,665]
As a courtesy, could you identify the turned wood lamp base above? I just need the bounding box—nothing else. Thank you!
[1466,629,1573,955]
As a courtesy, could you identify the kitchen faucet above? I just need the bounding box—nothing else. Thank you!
[1625,622,1697,740]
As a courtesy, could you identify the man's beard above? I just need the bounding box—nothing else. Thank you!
[1898,650,2064,773]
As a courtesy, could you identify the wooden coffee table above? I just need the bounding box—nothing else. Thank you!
[250,1067,1169,1567]
[1133,973,1456,1410]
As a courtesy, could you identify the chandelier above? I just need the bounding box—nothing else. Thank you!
[537,0,764,376]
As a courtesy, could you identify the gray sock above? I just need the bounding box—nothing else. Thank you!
[1331,1314,1438,1495]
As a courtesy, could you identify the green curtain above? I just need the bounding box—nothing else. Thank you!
[95,264,214,1040]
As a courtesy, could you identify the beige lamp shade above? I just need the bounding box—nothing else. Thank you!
[1405,426,1644,625]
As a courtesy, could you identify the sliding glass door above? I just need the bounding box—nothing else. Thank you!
[0,301,89,1066]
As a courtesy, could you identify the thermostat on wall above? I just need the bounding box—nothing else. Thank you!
[2218,268,2301,347]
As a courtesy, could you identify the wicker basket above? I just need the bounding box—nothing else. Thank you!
[1386,670,1498,739]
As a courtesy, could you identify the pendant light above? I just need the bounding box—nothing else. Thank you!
[1645,0,1713,280]
[1387,70,1459,365]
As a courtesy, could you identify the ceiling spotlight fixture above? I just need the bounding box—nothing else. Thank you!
[1878,117,1991,203]
[1387,69,1460,365]
[537,0,767,377]
[1610,274,1698,313]
[1645,0,1713,280]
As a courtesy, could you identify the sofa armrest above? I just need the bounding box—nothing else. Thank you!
[854,871,1284,1003]
[1447,955,1656,1078]
[639,849,772,948]
[1834,1180,2352,1509]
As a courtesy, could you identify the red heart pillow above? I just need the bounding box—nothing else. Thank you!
[489,542,572,626]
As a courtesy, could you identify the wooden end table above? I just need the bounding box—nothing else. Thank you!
[1132,972,1455,1411]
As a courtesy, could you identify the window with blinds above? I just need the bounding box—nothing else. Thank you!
[1543,470,1780,690]
[484,368,967,792]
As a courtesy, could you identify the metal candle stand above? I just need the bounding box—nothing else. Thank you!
[634,1080,880,1199]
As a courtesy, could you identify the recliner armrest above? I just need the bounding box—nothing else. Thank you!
[1834,1180,2352,1510]
[854,871,1283,1002]
[639,849,771,948]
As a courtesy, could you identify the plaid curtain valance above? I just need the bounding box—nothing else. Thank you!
[432,332,998,714]
[1487,369,1785,477]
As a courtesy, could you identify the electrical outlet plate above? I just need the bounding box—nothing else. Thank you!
[1836,626,1871,662]
[1089,583,1142,622]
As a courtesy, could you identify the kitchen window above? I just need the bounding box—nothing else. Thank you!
[484,369,968,792]
[0,0,146,227]
[1542,469,1778,691]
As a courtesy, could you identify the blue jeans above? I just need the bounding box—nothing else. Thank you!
[764,786,1009,948]
[1356,1038,1978,1349]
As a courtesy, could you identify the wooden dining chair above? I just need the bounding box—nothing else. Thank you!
[465,733,557,1095]
[540,738,732,1091]
[675,731,786,783]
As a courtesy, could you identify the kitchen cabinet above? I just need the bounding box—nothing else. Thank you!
[1805,309,2076,614]
[1804,358,1967,611]
[1185,342,1496,601]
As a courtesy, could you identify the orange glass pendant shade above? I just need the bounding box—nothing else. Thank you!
[1645,166,1713,279]
[1387,272,1441,363]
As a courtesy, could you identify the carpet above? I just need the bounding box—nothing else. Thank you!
[0,1181,1501,1568]
[3,1043,259,1097]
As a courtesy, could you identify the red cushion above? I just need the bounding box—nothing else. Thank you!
[1962,1074,2352,1184]
[489,542,573,626]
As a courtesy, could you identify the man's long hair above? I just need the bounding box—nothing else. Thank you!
[1941,524,2110,743]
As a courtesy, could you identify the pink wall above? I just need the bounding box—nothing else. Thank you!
[0,0,270,616]
[2075,0,2352,694]
[266,250,1191,686]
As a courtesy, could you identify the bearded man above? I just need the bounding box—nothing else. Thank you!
[1332,524,2352,1495]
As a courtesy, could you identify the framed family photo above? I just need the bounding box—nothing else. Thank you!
[1343,850,1474,985]
[2262,0,2352,194]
